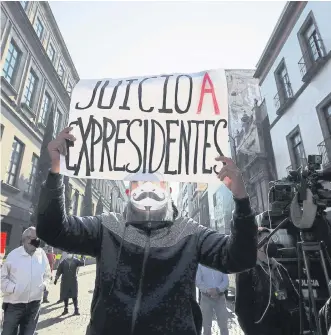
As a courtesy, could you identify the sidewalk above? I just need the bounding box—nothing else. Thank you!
[0,264,96,333]
[77,264,96,277]
[2,265,244,334]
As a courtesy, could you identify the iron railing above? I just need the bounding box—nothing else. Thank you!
[273,83,293,110]
[301,157,308,169]
[298,39,325,77]
[286,158,307,173]
[317,138,331,166]
[274,93,280,110]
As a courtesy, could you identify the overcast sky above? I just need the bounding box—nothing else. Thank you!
[50,1,285,79]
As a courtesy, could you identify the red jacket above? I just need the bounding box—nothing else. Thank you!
[46,253,56,271]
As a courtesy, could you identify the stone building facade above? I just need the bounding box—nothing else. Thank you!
[0,1,127,253]
[226,69,277,214]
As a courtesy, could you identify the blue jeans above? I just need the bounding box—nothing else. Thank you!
[2,300,40,335]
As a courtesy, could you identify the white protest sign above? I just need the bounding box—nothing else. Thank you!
[60,69,229,183]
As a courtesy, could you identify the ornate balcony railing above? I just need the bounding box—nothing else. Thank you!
[298,39,325,77]
[317,138,331,166]
[273,83,293,110]
[274,93,280,110]
[286,158,307,174]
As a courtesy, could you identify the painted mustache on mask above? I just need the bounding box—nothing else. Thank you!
[133,192,165,202]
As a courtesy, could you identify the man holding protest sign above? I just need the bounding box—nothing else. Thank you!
[36,69,257,335]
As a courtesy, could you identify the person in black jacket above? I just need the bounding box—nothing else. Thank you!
[54,254,84,316]
[235,227,302,335]
[36,127,257,335]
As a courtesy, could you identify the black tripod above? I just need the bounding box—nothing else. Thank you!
[297,230,331,335]
[258,216,331,335]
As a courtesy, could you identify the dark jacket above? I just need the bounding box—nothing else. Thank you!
[56,257,84,300]
[235,259,303,335]
[319,297,331,335]
[36,172,257,335]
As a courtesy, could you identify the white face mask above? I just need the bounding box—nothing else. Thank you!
[67,254,73,259]
[126,180,173,223]
[130,181,169,211]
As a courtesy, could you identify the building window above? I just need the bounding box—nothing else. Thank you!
[2,40,20,84]
[26,154,39,196]
[289,131,305,169]
[34,17,44,40]
[72,191,79,215]
[278,65,293,99]
[6,138,24,186]
[103,182,106,196]
[23,70,38,108]
[316,95,331,166]
[58,62,64,81]
[323,102,331,134]
[117,198,123,214]
[39,92,51,126]
[304,21,323,62]
[298,13,325,78]
[67,82,72,97]
[53,109,62,138]
[20,1,27,10]
[0,124,4,140]
[47,43,55,63]
[274,61,293,109]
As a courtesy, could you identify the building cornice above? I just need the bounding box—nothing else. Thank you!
[4,2,74,108]
[254,1,307,84]
[41,2,80,83]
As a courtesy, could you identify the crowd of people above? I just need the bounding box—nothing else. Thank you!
[0,127,330,335]
[0,227,85,334]
[2,226,330,335]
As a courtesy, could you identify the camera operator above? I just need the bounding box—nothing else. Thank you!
[235,227,305,335]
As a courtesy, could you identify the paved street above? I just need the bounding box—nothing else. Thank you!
[34,264,243,335]
[211,301,244,335]
[36,265,96,335]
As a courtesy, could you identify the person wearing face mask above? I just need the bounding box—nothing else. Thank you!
[235,227,303,335]
[0,227,51,335]
[54,253,84,316]
[35,127,258,335]
[53,251,69,304]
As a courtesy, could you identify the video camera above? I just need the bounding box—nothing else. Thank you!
[258,155,331,334]
[269,155,331,223]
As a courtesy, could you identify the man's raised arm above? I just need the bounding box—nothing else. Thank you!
[197,156,257,273]
[36,127,101,257]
